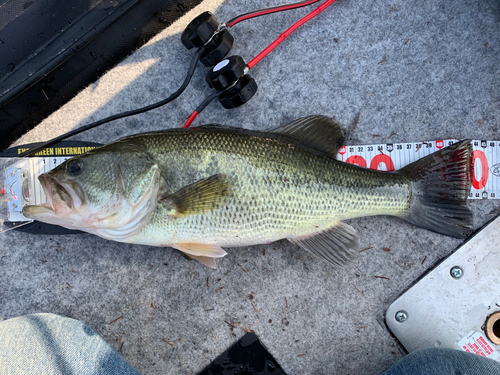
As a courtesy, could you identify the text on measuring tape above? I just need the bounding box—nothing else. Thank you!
[336,139,497,200]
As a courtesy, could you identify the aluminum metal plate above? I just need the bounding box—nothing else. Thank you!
[386,216,500,361]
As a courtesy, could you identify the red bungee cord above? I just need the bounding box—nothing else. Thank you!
[247,0,338,69]
[226,0,322,28]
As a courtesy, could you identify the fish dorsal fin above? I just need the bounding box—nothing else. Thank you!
[272,115,345,155]
[288,222,359,266]
[161,174,230,216]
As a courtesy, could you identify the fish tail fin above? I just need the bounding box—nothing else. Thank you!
[400,140,473,238]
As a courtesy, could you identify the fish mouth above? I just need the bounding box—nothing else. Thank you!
[22,174,83,227]
[43,174,72,211]
[21,175,59,219]
[30,174,83,215]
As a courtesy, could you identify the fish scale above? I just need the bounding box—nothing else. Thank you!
[127,127,411,248]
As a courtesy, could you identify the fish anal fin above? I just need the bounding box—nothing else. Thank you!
[161,174,230,217]
[288,222,359,266]
[272,115,345,155]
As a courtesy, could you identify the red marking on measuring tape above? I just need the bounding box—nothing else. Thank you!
[370,154,395,171]
[470,150,489,190]
[346,155,367,167]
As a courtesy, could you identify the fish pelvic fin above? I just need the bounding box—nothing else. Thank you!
[288,222,359,266]
[400,139,473,238]
[161,174,230,217]
[271,115,345,155]
[183,254,217,269]
[171,243,227,257]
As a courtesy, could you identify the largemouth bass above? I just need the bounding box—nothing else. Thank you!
[23,116,473,268]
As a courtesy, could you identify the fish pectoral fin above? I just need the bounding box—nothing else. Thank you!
[161,174,230,216]
[288,222,359,266]
[171,243,227,258]
[271,115,345,155]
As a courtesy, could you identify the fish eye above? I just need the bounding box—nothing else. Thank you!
[67,159,83,176]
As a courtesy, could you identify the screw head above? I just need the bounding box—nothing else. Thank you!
[450,266,463,279]
[395,311,408,322]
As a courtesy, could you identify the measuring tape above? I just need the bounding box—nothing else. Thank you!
[6,156,77,222]
[1,139,498,225]
[0,143,100,226]
[336,139,495,200]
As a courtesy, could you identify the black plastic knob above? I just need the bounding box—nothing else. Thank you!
[218,75,258,109]
[206,55,246,91]
[181,11,219,50]
[200,30,234,67]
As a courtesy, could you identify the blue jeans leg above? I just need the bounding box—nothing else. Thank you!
[382,347,500,375]
[0,313,142,375]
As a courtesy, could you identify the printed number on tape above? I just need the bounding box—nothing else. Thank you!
[336,139,498,200]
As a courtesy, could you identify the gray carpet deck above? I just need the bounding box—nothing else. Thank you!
[1,0,499,374]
